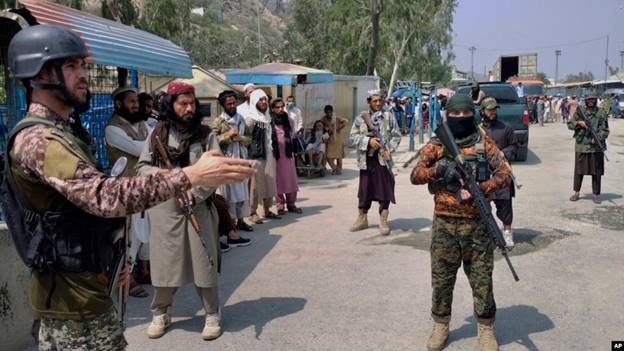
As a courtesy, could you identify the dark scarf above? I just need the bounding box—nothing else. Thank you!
[150,113,210,167]
[272,112,293,159]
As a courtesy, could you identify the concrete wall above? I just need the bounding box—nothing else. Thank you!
[0,225,35,351]
[333,78,379,122]
[295,83,336,131]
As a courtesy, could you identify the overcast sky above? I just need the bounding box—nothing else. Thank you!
[451,0,624,81]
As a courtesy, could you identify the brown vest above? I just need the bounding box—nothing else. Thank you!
[106,114,148,176]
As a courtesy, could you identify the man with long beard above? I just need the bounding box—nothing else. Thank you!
[5,25,254,350]
[137,82,227,341]
[105,87,152,296]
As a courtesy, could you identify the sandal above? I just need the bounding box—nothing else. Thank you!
[249,213,264,224]
[129,282,149,298]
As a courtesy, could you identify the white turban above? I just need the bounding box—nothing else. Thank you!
[367,89,384,98]
[243,83,256,93]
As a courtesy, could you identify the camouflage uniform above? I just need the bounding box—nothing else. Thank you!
[11,103,191,350]
[39,309,126,351]
[411,131,511,324]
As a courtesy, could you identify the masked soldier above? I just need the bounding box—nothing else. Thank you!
[567,91,609,204]
[3,24,254,350]
[410,94,511,351]
[349,89,401,235]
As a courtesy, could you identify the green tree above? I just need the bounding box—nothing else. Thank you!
[537,72,551,85]
[564,71,594,83]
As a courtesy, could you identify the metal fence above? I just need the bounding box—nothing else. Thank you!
[0,64,136,221]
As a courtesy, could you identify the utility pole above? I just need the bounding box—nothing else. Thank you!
[555,50,561,85]
[620,50,624,70]
[257,4,262,63]
[604,35,609,81]
[469,46,476,81]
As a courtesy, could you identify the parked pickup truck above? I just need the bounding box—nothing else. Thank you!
[457,82,529,161]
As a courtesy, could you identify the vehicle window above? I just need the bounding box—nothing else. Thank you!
[455,85,518,103]
[523,85,544,96]
[480,86,518,102]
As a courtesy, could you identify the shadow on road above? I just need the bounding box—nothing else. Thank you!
[223,297,307,338]
[388,217,432,232]
[578,192,622,202]
[517,149,542,165]
[447,305,554,351]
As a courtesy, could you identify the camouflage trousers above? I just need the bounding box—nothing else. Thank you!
[38,308,127,351]
[430,215,496,324]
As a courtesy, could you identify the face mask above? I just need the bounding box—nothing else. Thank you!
[287,102,294,109]
[446,117,477,139]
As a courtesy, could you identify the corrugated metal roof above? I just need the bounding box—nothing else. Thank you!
[19,0,192,78]
[226,62,333,85]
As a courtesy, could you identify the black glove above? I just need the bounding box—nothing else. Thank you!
[435,164,462,184]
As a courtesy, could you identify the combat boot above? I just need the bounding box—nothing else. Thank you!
[426,321,449,351]
[350,210,368,232]
[147,308,171,339]
[477,322,499,351]
[379,209,391,235]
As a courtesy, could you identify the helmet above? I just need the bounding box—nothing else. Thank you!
[8,24,88,79]
[584,91,598,99]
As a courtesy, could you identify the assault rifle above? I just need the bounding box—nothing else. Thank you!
[435,122,520,282]
[361,111,394,179]
[576,107,609,162]
[107,156,129,321]
[154,138,207,248]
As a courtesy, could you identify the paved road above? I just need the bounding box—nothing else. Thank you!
[125,119,624,351]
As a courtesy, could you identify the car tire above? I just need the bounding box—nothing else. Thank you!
[515,147,528,161]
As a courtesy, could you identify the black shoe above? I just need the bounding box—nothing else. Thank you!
[220,242,231,253]
[287,206,303,214]
[236,222,254,232]
[227,236,252,247]
[265,211,282,219]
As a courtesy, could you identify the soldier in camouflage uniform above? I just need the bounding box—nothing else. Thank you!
[411,94,511,351]
[6,25,254,350]
[567,91,609,204]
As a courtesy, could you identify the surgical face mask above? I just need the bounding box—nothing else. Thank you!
[287,102,294,109]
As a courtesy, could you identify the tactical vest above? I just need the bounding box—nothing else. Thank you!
[428,134,491,194]
[1,116,124,277]
[106,114,148,177]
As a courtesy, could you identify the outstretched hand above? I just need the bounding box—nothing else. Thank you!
[183,150,255,187]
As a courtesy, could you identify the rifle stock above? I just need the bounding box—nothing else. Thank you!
[434,122,520,282]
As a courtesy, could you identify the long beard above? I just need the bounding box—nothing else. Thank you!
[118,107,143,124]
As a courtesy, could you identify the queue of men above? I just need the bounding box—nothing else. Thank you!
[3,24,613,351]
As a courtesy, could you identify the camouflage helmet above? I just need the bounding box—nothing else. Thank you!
[8,24,88,79]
